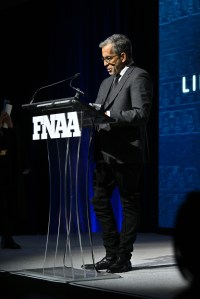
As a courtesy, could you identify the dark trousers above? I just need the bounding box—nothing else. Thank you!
[92,160,143,259]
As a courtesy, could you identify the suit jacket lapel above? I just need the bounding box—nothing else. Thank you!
[101,76,115,108]
[100,65,136,110]
[104,71,127,109]
[103,66,136,110]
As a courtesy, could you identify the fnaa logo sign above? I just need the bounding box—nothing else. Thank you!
[32,112,81,140]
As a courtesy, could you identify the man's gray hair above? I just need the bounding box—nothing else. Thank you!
[99,34,133,64]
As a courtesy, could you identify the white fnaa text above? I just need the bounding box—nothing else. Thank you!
[32,112,81,140]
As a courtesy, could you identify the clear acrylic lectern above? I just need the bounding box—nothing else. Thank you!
[15,97,120,283]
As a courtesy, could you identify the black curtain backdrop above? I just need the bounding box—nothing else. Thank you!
[0,0,158,235]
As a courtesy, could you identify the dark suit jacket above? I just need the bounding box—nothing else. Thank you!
[93,65,153,164]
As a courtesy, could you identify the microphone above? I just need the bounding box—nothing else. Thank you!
[30,73,80,104]
[69,74,86,97]
[70,86,86,96]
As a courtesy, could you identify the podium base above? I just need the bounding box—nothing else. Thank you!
[11,266,121,283]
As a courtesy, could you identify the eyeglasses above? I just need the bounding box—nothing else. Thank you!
[101,55,118,63]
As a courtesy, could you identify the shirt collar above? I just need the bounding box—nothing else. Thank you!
[118,66,129,80]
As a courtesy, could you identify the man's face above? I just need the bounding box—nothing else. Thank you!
[101,44,125,76]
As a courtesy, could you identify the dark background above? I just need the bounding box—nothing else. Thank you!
[0,0,158,235]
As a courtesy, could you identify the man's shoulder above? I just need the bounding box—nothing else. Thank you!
[126,66,151,83]
[129,65,149,75]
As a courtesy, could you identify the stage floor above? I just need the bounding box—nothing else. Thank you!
[0,232,189,299]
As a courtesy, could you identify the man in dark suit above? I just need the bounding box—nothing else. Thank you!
[89,34,153,273]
